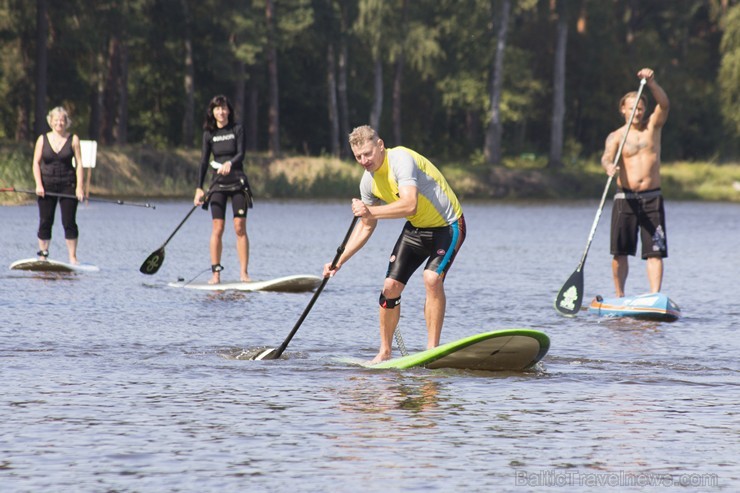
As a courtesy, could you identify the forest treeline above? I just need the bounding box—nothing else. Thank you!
[1,0,739,168]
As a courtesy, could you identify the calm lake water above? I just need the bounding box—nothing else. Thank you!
[1,198,738,492]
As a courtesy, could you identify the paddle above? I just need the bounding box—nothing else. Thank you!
[139,183,217,275]
[0,187,156,209]
[554,78,647,317]
[251,215,360,361]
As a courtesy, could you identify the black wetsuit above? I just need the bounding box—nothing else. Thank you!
[198,123,251,219]
[37,134,79,240]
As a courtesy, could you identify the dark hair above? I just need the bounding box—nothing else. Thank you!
[203,95,235,132]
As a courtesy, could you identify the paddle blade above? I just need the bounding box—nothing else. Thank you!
[554,268,584,317]
[252,347,280,361]
[139,248,165,275]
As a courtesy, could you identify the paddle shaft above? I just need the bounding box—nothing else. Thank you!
[161,205,198,249]
[161,180,228,248]
[1,187,155,209]
[269,216,360,359]
[574,78,646,271]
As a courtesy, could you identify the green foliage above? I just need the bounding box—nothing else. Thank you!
[0,0,736,163]
[0,143,34,197]
[720,3,740,138]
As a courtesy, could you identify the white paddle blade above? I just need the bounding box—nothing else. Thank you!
[253,348,280,361]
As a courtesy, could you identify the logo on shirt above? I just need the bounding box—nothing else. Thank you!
[213,134,235,142]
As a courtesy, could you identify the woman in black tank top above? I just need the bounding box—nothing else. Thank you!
[32,106,85,264]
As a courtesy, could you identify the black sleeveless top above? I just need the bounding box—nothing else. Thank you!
[40,134,77,183]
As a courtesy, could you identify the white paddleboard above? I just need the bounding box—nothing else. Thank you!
[9,258,100,273]
[168,274,322,293]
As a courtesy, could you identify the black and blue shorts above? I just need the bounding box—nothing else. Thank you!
[385,215,466,285]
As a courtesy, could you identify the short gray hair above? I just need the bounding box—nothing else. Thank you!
[348,125,379,148]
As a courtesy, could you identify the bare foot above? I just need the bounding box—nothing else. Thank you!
[240,273,251,282]
[68,258,79,265]
[368,351,392,365]
[208,271,221,285]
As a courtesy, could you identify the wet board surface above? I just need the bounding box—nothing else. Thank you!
[588,292,681,321]
[167,274,322,293]
[9,258,100,273]
[340,329,550,372]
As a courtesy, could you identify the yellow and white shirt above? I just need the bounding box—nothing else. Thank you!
[359,146,463,228]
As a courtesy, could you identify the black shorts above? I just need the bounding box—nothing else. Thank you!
[209,190,249,220]
[610,189,667,259]
[386,215,466,285]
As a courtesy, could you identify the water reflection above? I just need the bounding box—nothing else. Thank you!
[338,373,442,416]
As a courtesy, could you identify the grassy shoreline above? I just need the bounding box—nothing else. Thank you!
[1,143,739,204]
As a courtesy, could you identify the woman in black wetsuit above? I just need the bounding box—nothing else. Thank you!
[32,106,85,264]
[193,95,252,284]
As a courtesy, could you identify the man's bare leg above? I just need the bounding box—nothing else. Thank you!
[646,257,663,293]
[370,279,405,364]
[423,270,445,349]
[612,255,628,298]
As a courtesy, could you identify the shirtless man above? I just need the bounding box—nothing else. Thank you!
[602,68,670,298]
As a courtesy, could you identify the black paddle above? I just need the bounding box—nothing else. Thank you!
[554,78,646,317]
[139,184,217,275]
[1,187,156,209]
[251,215,360,361]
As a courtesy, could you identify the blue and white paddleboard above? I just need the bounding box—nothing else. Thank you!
[588,292,681,321]
[9,258,100,273]
[341,329,550,372]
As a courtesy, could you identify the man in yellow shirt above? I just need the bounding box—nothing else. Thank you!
[324,125,466,363]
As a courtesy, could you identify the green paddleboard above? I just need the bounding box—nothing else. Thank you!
[347,329,550,371]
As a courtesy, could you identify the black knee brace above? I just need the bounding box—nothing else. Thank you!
[379,292,401,309]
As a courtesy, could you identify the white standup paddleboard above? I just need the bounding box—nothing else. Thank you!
[9,258,100,273]
[168,274,322,293]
